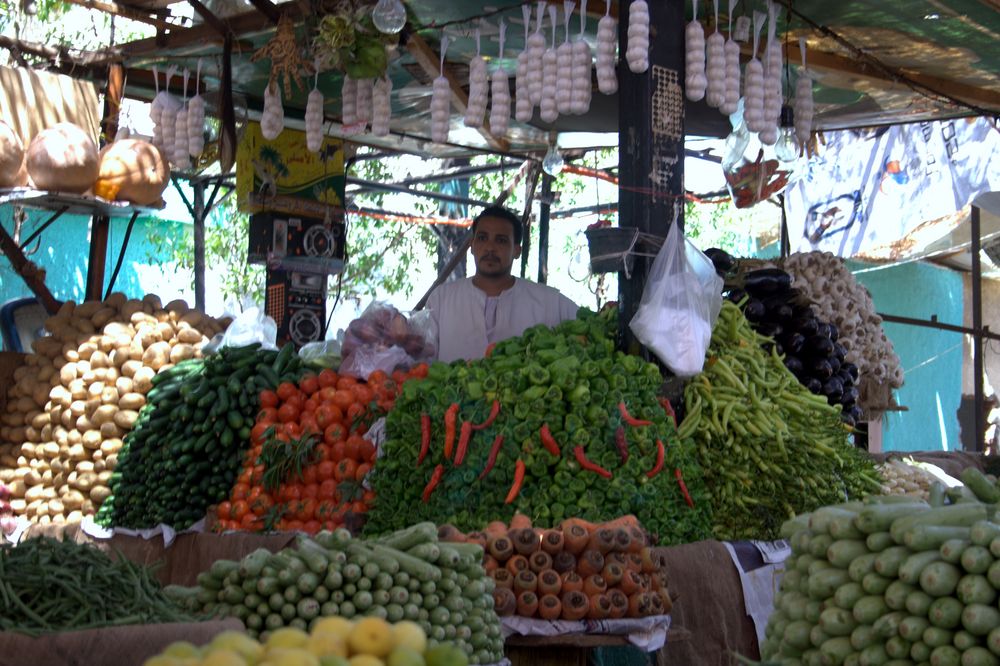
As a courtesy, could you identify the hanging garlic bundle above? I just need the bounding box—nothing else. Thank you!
[684,0,706,100]
[595,0,617,94]
[540,5,560,123]
[704,0,726,108]
[719,0,741,116]
[515,7,534,123]
[187,60,206,160]
[571,0,592,115]
[261,81,284,141]
[466,27,490,128]
[342,76,358,126]
[626,0,649,74]
[173,70,191,170]
[371,76,393,137]
[158,67,181,161]
[490,21,512,137]
[759,1,782,145]
[743,11,766,133]
[793,38,814,148]
[556,2,575,115]
[305,65,324,152]
[356,78,374,130]
[526,2,548,107]
[430,36,451,144]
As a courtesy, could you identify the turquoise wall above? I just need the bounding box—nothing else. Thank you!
[847,261,964,452]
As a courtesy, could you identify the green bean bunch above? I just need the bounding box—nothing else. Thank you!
[678,301,882,541]
[0,537,197,636]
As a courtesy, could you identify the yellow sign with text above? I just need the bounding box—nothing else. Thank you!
[236,122,345,217]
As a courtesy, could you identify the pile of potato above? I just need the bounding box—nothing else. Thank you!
[0,293,229,525]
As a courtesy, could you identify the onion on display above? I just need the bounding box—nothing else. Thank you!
[430,36,451,144]
[515,7,534,123]
[556,2,575,115]
[489,21,511,137]
[720,0,741,116]
[540,4,560,123]
[341,76,358,126]
[260,81,284,141]
[684,0,706,100]
[704,0,725,109]
[371,76,392,137]
[571,0,592,115]
[526,2,548,108]
[595,0,617,94]
[793,38,814,148]
[305,75,324,152]
[466,28,489,128]
[626,0,649,74]
[743,11,766,133]
[186,61,205,160]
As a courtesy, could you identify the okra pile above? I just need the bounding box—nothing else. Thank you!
[762,469,1000,665]
[366,308,713,544]
[678,301,881,540]
[99,344,302,529]
[168,523,504,664]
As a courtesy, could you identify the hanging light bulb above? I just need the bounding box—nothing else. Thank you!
[372,0,407,34]
[774,105,799,163]
[542,143,564,176]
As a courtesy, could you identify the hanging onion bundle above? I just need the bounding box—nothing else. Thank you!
[556,2,575,115]
[571,0,593,115]
[626,0,650,74]
[526,2,548,107]
[595,0,617,94]
[341,76,358,126]
[720,0,741,116]
[466,29,489,128]
[743,11,766,133]
[489,21,512,137]
[540,5,560,123]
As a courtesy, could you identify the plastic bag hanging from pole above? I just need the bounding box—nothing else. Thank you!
[628,221,723,376]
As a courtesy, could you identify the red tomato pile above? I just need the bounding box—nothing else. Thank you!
[214,365,427,534]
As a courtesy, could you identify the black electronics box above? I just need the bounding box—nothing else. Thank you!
[249,212,346,276]
[265,270,327,347]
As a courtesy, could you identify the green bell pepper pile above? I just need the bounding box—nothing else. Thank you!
[364,308,714,544]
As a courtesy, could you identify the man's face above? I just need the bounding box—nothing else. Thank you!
[471,216,521,278]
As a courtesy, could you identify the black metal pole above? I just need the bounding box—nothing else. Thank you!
[971,205,984,452]
[193,177,206,312]
[537,174,552,285]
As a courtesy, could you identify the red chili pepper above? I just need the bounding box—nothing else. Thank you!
[422,464,445,503]
[675,468,695,508]
[539,424,561,457]
[443,403,459,460]
[485,342,497,358]
[646,439,665,478]
[614,427,629,464]
[472,399,501,431]
[478,434,505,480]
[658,397,677,428]
[454,421,473,466]
[618,401,653,427]
[573,446,613,479]
[505,459,526,504]
[417,414,431,465]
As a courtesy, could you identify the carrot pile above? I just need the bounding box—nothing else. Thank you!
[213,365,427,534]
[440,514,673,621]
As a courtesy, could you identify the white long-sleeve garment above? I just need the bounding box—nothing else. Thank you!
[426,277,579,363]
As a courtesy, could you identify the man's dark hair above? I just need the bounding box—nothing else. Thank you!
[473,206,523,245]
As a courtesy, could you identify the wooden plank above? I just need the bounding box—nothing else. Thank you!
[245,0,281,24]
[405,32,510,153]
[0,224,61,315]
[121,4,295,56]
[62,0,174,31]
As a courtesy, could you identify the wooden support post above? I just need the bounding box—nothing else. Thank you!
[0,223,61,314]
[617,0,686,352]
[537,174,553,285]
[193,177,207,312]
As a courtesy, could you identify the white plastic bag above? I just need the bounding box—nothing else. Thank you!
[629,223,724,376]
[217,307,278,351]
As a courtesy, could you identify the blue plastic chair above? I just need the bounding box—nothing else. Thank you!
[0,297,49,353]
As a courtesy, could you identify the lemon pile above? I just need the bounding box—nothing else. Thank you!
[144,617,471,666]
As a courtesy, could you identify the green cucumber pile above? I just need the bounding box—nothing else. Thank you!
[167,523,504,664]
[98,343,302,529]
[762,468,1000,666]
[678,301,881,541]
[365,308,713,544]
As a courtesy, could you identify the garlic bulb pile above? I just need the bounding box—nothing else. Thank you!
[342,76,358,126]
[556,3,575,115]
[540,5,560,123]
[794,39,814,148]
[743,11,766,133]
[356,78,374,129]
[684,0,706,100]
[570,0,592,115]
[515,8,533,123]
[466,29,489,128]
[720,0,740,116]
[626,0,649,74]
[704,0,725,108]
[489,21,511,137]
[305,87,324,152]
[526,2,548,108]
[781,251,905,391]
[759,2,782,145]
[371,76,392,137]
[186,64,205,160]
[261,81,284,141]
[595,0,617,94]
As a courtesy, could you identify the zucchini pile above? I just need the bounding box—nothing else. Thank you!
[762,468,1000,666]
[98,344,302,529]
[167,523,504,664]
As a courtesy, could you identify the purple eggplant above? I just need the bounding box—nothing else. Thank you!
[810,358,834,380]
[823,377,845,403]
[827,323,839,342]
[784,333,806,355]
[842,363,860,383]
[816,322,832,340]
[794,316,819,337]
[784,356,804,375]
[833,342,848,360]
[805,377,823,393]
[743,268,793,296]
[705,248,735,273]
[744,300,766,322]
[809,336,835,357]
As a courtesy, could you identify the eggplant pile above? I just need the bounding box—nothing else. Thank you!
[727,268,863,426]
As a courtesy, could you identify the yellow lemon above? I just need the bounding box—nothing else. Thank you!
[348,655,384,666]
[348,617,393,658]
[163,642,201,659]
[211,631,265,661]
[306,631,348,658]
[268,648,320,666]
[199,648,248,666]
[312,617,355,642]
[388,622,426,654]
[267,628,310,650]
